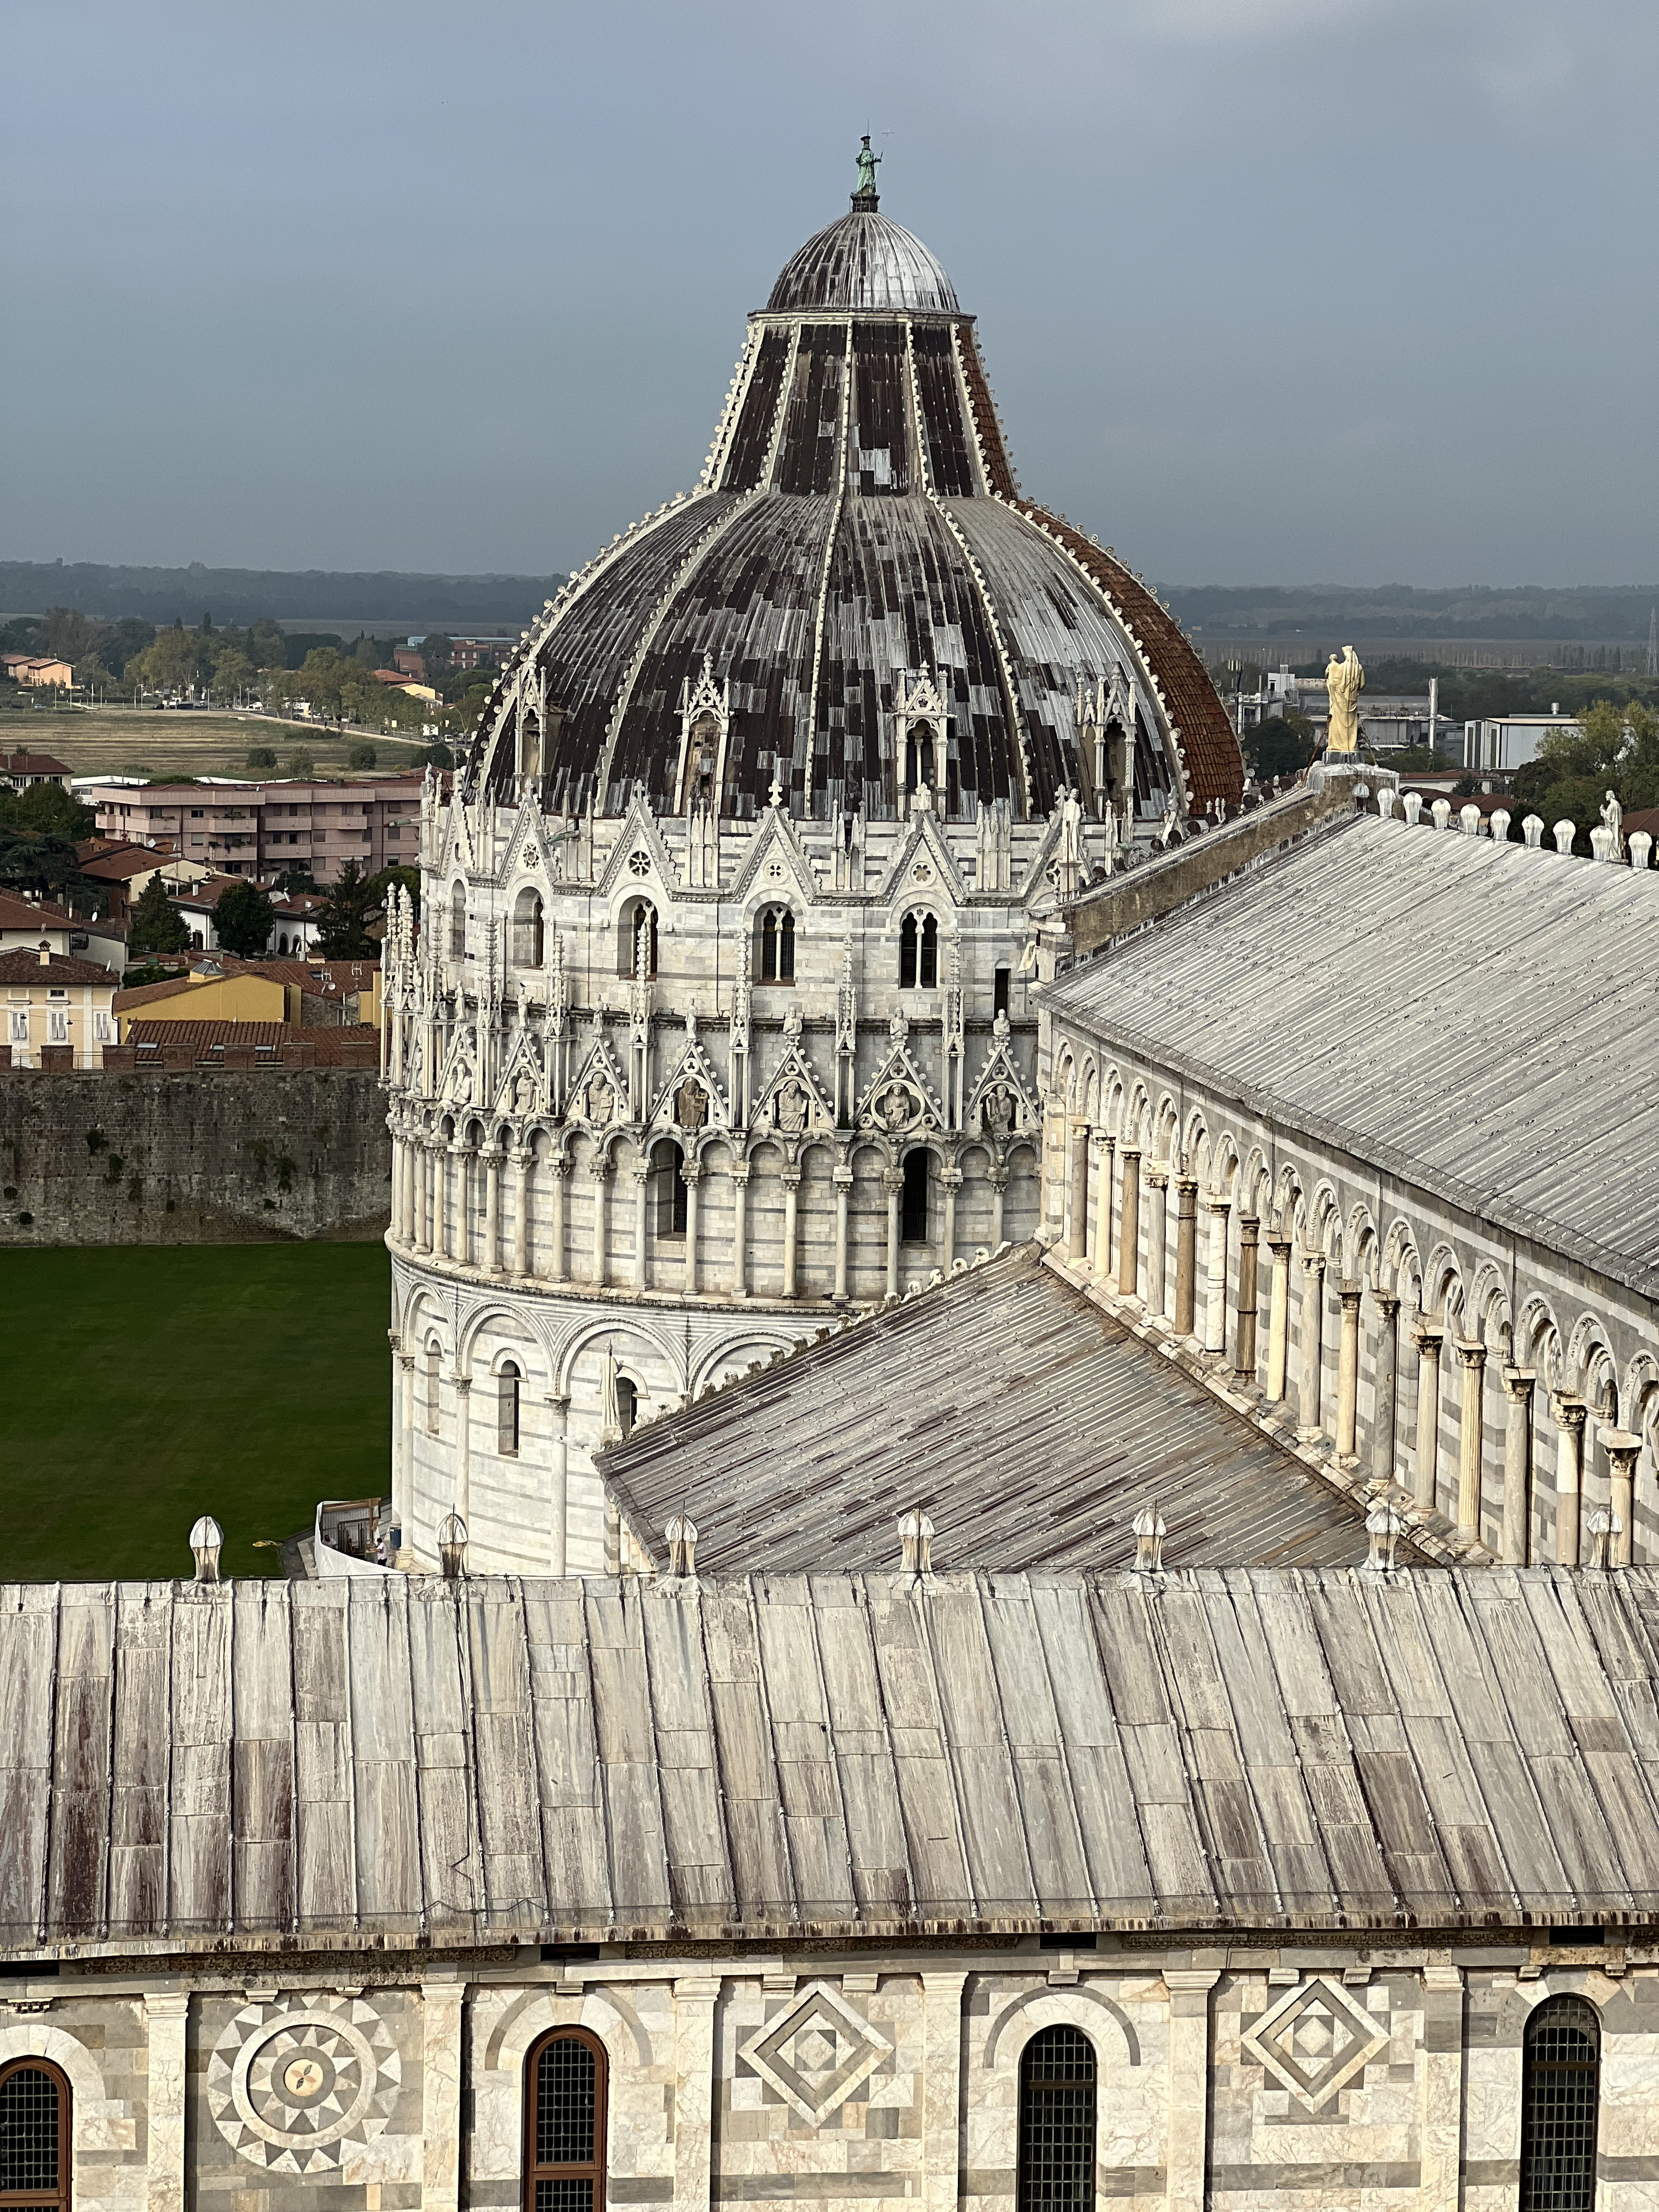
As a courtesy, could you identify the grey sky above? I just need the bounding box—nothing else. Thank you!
[5,0,1655,587]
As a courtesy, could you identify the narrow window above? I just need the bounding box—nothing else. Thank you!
[1520,1996,1599,2212]
[994,964,1011,1017]
[514,891,545,969]
[619,901,658,978]
[653,1140,687,1237]
[524,2028,606,2212]
[615,1377,638,1439]
[498,1362,520,1457]
[1018,2026,1095,2212]
[920,913,938,989]
[0,2058,70,2212]
[901,1150,930,1244]
[449,883,466,958]
[759,906,796,983]
[425,1342,441,1436]
[761,908,778,982]
[779,907,795,980]
[900,912,917,989]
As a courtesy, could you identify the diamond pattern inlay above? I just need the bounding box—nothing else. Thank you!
[740,1981,892,2126]
[1240,1978,1388,2111]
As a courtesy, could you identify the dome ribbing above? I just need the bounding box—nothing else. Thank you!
[767,210,959,314]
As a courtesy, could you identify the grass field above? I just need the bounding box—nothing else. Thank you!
[1,1243,390,1582]
[1,701,430,780]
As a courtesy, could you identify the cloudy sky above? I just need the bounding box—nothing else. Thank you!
[5,0,1655,585]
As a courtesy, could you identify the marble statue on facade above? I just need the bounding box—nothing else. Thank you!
[676,1078,708,1132]
[776,1080,811,1135]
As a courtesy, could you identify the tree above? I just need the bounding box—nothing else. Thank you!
[413,740,454,769]
[213,879,275,958]
[421,633,453,675]
[129,874,191,954]
[347,741,377,769]
[1511,699,1659,841]
[286,749,316,779]
[211,646,255,703]
[133,624,202,694]
[315,858,380,957]
[2,781,94,843]
[272,864,320,896]
[246,746,278,770]
[41,607,97,663]
[247,618,289,669]
[1243,714,1316,784]
[368,862,420,916]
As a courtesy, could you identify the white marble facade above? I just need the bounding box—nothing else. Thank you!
[14,1941,1659,2212]
[380,776,1097,1572]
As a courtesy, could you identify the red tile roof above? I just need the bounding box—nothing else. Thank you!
[0,891,76,931]
[0,950,117,986]
[1,750,72,774]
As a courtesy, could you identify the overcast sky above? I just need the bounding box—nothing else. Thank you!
[5,0,1655,586]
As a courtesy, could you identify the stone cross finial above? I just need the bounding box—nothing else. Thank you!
[1132,1504,1166,1574]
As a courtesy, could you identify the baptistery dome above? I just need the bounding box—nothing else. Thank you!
[470,176,1239,831]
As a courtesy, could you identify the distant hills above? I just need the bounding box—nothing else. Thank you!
[0,561,567,628]
[1162,583,1657,644]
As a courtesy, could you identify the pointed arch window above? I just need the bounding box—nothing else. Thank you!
[617,899,658,979]
[0,2058,71,2212]
[1520,1996,1599,2211]
[1018,2026,1095,2212]
[524,2028,607,2212]
[759,906,795,983]
[900,912,938,990]
[904,721,936,793]
[449,882,467,959]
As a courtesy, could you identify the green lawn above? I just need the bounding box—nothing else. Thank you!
[1,1244,390,1582]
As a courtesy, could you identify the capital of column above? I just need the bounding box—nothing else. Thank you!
[780,1171,802,1192]
[1176,1174,1198,1198]
[1373,1291,1401,1319]
[1147,1167,1168,1192]
[1238,1214,1260,1245]
[1207,1196,1230,1217]
[591,1157,615,1182]
[1553,1392,1588,1434]
[549,1154,573,1181]
[1600,1427,1642,1468]
[145,1991,192,2018]
[1501,1365,1537,1405]
[397,1352,416,1373]
[832,1167,854,1191]
[1412,1318,1445,1355]
[450,1374,472,1395]
[939,1168,964,1191]
[681,1164,703,1187]
[628,1161,650,1186]
[1266,1233,1292,1259]
[1303,1250,1327,1281]
[1455,1337,1488,1371]
[1338,1280,1364,1311]
[883,1170,905,1194]
[731,1167,752,1188]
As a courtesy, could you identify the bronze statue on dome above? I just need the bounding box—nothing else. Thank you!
[855,136,881,200]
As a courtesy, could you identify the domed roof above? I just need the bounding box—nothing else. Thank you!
[766,208,959,315]
[470,166,1241,827]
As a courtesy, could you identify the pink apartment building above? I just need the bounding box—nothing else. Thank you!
[82,774,424,884]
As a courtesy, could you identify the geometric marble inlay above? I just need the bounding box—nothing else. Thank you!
[207,1996,401,2174]
[739,1981,893,2126]
[1239,1978,1388,2111]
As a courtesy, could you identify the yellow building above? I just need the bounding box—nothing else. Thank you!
[0,947,119,1067]
[113,969,295,1039]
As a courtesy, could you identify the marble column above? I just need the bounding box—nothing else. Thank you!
[632,1162,650,1292]
[1165,1969,1220,2209]
[731,1169,749,1298]
[1372,1292,1401,1486]
[1116,1150,1141,1298]
[1203,1200,1230,1353]
[1418,1965,1465,2212]
[989,1172,1007,1250]
[484,1145,503,1276]
[1498,1368,1536,1564]
[672,1976,721,2212]
[1233,1215,1260,1379]
[833,1168,852,1300]
[1173,1176,1199,1336]
[395,1349,415,1556]
[1146,1171,1169,1313]
[884,1170,904,1297]
[1335,1281,1364,1463]
[1265,1235,1292,1400]
[421,1981,467,2212]
[414,1143,432,1253]
[781,1172,800,1298]
[1605,1429,1641,1566]
[1297,1252,1326,1441]
[682,1166,700,1295]
[145,1991,190,2212]
[1455,1338,1488,1537]
[1553,1394,1586,1566]
[512,1146,531,1277]
[591,1159,612,1289]
[547,1392,570,1574]
[547,1156,570,1283]
[1067,1120,1091,1261]
[1093,1134,1114,1280]
[922,1972,968,2212]
[941,1168,961,1272]
[453,1376,472,1525]
[1413,1320,1444,1514]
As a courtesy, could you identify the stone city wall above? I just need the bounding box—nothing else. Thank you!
[4,1944,1655,2211]
[0,1068,392,1245]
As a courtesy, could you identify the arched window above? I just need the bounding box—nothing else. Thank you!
[524,2028,606,2212]
[994,964,1011,1017]
[900,913,939,989]
[920,913,938,989]
[905,721,936,793]
[0,2058,70,2212]
[1520,1996,1599,2211]
[651,1139,688,1238]
[513,889,545,969]
[617,899,658,979]
[759,906,795,983]
[901,1150,930,1244]
[425,1340,442,1436]
[687,711,721,807]
[615,1376,638,1439]
[498,1361,520,1457]
[1018,2026,1095,2212]
[449,882,467,958]
[518,712,541,779]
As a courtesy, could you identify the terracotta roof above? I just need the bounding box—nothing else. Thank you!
[0,950,116,987]
[77,848,166,881]
[0,750,71,774]
[126,1019,378,1062]
[0,891,76,930]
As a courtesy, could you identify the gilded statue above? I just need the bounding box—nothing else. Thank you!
[1324,645,1365,755]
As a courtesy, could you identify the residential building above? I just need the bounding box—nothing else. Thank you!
[0,654,75,688]
[75,840,211,924]
[0,944,118,1065]
[449,634,515,669]
[0,888,127,973]
[0,744,72,790]
[81,772,424,883]
[117,1018,379,1066]
[373,668,439,703]
[392,644,426,677]
[113,967,291,1038]
[1463,706,1578,771]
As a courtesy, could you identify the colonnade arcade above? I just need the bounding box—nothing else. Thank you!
[1046,1036,1659,1568]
